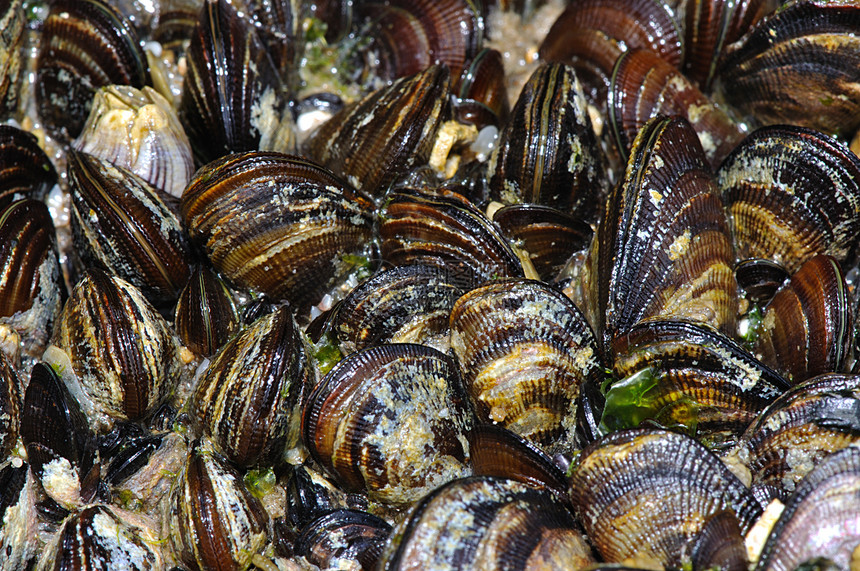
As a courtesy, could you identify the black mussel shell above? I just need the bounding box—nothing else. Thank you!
[296,509,392,570]
[735,258,790,306]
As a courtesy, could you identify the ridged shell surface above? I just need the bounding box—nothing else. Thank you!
[192,306,309,467]
[449,278,602,452]
[181,152,374,312]
[52,269,181,424]
[302,343,474,505]
[378,476,595,570]
[583,115,737,353]
[569,428,762,568]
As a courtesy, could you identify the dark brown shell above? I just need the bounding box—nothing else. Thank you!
[166,440,269,570]
[608,48,745,171]
[378,476,595,570]
[487,62,606,222]
[181,152,375,313]
[738,373,860,504]
[358,0,482,86]
[754,446,860,571]
[192,306,309,467]
[174,265,239,356]
[755,255,852,385]
[735,258,790,306]
[0,199,64,362]
[718,125,860,275]
[583,115,737,353]
[68,150,192,306]
[180,0,293,165]
[449,278,603,452]
[302,343,474,505]
[492,204,593,282]
[305,65,450,199]
[295,509,392,570]
[35,0,150,139]
[52,268,181,423]
[41,504,164,569]
[332,263,465,355]
[608,320,789,450]
[20,363,98,509]
[718,0,860,136]
[379,187,523,284]
[569,428,762,568]
[0,125,57,208]
[455,47,510,128]
[539,0,683,106]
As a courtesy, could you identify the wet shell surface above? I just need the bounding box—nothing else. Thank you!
[192,305,309,467]
[181,152,375,313]
[378,476,595,570]
[449,278,603,452]
[569,428,762,569]
[302,343,474,505]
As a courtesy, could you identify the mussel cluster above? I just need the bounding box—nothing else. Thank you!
[1,0,860,569]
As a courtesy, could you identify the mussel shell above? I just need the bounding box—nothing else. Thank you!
[738,373,860,504]
[569,428,762,568]
[0,199,64,361]
[717,0,860,136]
[0,349,19,460]
[492,204,593,281]
[192,305,309,467]
[754,446,860,571]
[378,476,595,570]
[755,255,852,385]
[0,0,24,118]
[51,268,181,423]
[583,115,737,353]
[68,150,192,306]
[0,125,57,207]
[74,85,195,198]
[166,440,269,571]
[295,509,392,570]
[359,0,482,85]
[538,0,683,106]
[679,0,778,90]
[0,462,37,570]
[173,265,239,357]
[735,258,790,306]
[608,48,745,171]
[332,263,466,355]
[305,64,450,198]
[20,363,98,510]
[449,278,603,452]
[181,152,375,314]
[469,424,569,499]
[719,125,860,275]
[608,320,789,449]
[379,187,524,285]
[284,464,351,530]
[487,62,606,221]
[302,343,474,505]
[35,0,150,139]
[180,0,294,165]
[38,504,164,570]
[456,47,510,127]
